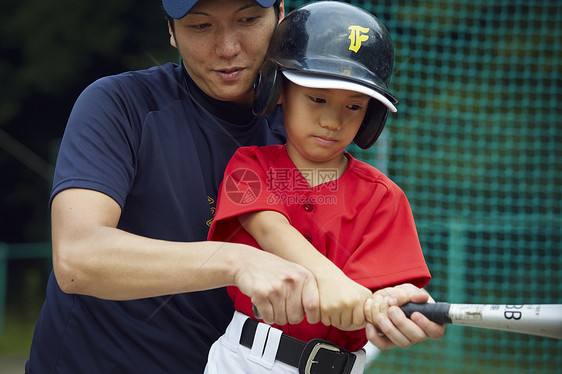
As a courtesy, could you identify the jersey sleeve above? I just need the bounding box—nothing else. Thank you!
[208,146,289,242]
[343,178,431,290]
[50,76,140,208]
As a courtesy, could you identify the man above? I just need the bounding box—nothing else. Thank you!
[25,1,443,372]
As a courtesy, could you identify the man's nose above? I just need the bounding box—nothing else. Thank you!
[215,28,242,58]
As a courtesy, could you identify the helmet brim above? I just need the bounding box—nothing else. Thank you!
[282,71,397,113]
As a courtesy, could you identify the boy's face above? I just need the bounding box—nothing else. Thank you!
[169,0,282,105]
[280,80,370,169]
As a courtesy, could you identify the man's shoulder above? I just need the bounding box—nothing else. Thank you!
[86,63,183,107]
[103,62,181,86]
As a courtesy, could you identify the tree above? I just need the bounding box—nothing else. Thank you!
[0,0,177,242]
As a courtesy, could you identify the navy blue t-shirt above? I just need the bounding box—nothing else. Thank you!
[26,63,285,373]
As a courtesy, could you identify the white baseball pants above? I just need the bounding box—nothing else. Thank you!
[204,311,366,374]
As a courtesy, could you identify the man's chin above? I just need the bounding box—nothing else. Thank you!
[214,89,253,106]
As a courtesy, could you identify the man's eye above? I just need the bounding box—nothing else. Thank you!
[240,17,259,24]
[192,23,211,30]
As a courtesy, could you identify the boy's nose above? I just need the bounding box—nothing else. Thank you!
[319,111,342,131]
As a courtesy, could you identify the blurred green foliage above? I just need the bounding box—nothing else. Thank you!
[0,0,178,242]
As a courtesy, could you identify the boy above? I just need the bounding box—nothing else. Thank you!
[206,2,433,373]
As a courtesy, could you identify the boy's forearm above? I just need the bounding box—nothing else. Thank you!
[238,210,340,276]
[240,210,373,330]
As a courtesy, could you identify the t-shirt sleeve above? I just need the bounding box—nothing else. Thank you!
[343,179,431,290]
[208,146,288,242]
[50,77,139,208]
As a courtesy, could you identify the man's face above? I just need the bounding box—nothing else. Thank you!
[169,0,283,105]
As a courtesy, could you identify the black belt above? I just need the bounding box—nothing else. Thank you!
[239,318,356,374]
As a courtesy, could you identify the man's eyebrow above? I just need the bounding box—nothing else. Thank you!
[236,2,260,12]
[188,2,259,16]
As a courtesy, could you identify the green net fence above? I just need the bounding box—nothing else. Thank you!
[285,0,561,373]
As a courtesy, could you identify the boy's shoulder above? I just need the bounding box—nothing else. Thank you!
[346,153,400,191]
[235,144,285,160]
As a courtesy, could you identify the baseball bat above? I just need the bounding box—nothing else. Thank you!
[400,302,562,339]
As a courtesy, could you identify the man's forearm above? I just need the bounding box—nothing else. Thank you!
[51,188,319,327]
[54,226,246,300]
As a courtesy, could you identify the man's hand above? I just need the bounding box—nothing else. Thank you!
[364,284,445,349]
[233,249,320,326]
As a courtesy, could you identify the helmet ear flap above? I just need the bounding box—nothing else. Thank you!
[253,62,283,117]
[354,100,389,149]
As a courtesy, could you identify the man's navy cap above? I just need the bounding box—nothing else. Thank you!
[163,0,277,19]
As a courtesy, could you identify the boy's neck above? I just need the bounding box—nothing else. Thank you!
[285,147,350,188]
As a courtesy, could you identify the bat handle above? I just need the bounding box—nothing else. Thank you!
[252,303,261,320]
[400,302,452,325]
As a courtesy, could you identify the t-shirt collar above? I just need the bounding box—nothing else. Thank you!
[182,64,255,126]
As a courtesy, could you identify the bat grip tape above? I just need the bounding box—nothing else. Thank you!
[400,302,452,324]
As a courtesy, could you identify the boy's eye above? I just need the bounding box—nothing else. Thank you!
[347,104,363,111]
[308,96,326,104]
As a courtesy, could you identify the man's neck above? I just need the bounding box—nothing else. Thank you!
[183,65,255,126]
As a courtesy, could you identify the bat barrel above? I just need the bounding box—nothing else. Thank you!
[448,304,562,340]
[401,303,562,340]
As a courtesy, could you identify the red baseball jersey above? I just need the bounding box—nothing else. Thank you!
[208,145,430,351]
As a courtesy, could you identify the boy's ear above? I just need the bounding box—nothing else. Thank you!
[253,64,283,116]
[353,100,389,149]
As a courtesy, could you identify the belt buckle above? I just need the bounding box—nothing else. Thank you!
[299,339,348,374]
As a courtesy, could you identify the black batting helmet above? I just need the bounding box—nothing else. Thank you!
[254,1,398,149]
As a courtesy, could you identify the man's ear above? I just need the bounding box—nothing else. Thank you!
[278,0,285,23]
[168,20,177,48]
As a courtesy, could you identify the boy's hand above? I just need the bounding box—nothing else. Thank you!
[363,293,391,327]
[315,269,372,331]
[363,284,445,349]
